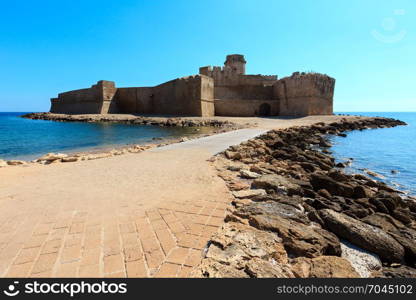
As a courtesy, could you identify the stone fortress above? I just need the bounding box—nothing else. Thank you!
[50,54,335,117]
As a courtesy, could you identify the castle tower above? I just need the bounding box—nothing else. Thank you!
[224,54,246,75]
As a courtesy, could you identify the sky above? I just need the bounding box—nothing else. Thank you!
[0,0,415,112]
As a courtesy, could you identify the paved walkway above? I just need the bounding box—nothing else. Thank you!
[152,128,267,155]
[0,129,266,278]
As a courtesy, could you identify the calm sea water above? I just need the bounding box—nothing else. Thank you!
[330,112,416,196]
[0,112,214,160]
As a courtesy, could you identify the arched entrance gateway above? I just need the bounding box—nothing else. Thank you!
[259,103,271,116]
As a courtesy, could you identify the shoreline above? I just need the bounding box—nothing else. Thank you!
[0,113,413,278]
[192,117,415,278]
[1,113,246,165]
[0,112,365,166]
[1,114,412,197]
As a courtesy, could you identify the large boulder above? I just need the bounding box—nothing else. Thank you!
[291,256,360,278]
[248,212,341,258]
[363,213,416,264]
[192,222,291,278]
[383,265,416,278]
[319,209,405,263]
[310,173,354,197]
[235,201,309,225]
[251,174,303,195]
[244,257,295,278]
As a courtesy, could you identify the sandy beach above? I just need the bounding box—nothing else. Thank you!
[0,115,374,277]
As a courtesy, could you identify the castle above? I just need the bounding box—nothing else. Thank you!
[50,54,335,117]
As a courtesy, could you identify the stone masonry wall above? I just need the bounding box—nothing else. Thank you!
[274,73,335,116]
[215,99,279,117]
[113,75,214,116]
[50,80,117,114]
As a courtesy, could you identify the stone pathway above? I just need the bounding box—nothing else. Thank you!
[0,129,267,278]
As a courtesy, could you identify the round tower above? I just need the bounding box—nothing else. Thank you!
[224,54,246,75]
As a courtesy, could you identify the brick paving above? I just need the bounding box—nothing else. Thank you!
[0,195,230,278]
[0,147,233,278]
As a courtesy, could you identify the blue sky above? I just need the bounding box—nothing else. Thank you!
[0,0,415,112]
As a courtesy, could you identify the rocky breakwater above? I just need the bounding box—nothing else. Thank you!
[21,112,244,130]
[192,117,416,278]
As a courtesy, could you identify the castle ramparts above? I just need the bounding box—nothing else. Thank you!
[50,54,335,117]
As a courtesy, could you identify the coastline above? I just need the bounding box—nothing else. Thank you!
[192,117,415,278]
[0,113,413,278]
[1,112,246,165]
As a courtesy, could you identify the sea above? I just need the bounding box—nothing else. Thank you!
[0,112,414,196]
[329,112,415,196]
[0,112,215,161]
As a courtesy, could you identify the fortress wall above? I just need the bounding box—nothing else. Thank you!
[50,101,103,114]
[274,73,335,116]
[114,75,215,116]
[214,85,274,100]
[50,81,117,114]
[114,87,154,113]
[214,99,279,117]
[200,75,215,117]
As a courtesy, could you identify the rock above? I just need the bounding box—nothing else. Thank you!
[226,163,244,171]
[224,150,241,160]
[365,170,385,179]
[319,209,405,263]
[86,152,113,160]
[227,181,250,191]
[7,160,26,166]
[317,189,331,199]
[328,170,350,182]
[362,213,416,264]
[232,189,267,199]
[392,208,413,224]
[310,173,354,197]
[341,240,382,278]
[290,256,360,278]
[383,265,416,278]
[179,137,189,142]
[249,165,274,175]
[245,257,295,278]
[208,222,289,264]
[300,162,316,172]
[36,152,68,162]
[193,222,291,278]
[61,156,79,162]
[0,159,8,167]
[191,258,249,278]
[319,140,332,148]
[236,201,309,225]
[308,256,360,278]
[248,213,341,258]
[353,185,375,199]
[239,170,261,179]
[336,162,346,168]
[252,174,302,194]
